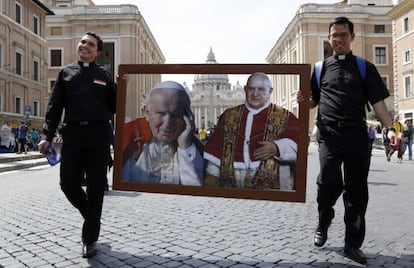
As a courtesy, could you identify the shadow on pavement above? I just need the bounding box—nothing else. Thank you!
[368,181,398,186]
[369,169,387,172]
[105,190,142,198]
[79,243,413,268]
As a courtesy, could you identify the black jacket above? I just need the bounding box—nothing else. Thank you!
[43,61,116,142]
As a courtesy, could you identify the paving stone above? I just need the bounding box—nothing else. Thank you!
[0,145,412,267]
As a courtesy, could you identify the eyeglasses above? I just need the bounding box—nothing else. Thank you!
[329,32,350,40]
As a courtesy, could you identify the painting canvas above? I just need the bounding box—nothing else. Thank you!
[112,64,310,202]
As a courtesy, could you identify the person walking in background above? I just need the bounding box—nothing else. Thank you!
[198,125,208,144]
[368,125,376,155]
[299,17,395,265]
[30,128,39,151]
[387,114,404,163]
[204,72,299,190]
[38,32,116,258]
[17,121,29,154]
[403,119,413,161]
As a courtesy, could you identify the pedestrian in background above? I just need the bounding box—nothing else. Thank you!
[403,119,413,161]
[38,32,116,258]
[300,17,396,265]
[198,125,208,144]
[368,125,376,155]
[387,114,404,163]
[17,121,29,154]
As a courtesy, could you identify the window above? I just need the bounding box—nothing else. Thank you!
[293,75,299,94]
[0,94,3,112]
[33,60,39,81]
[381,76,388,88]
[50,49,62,67]
[33,15,39,35]
[292,50,297,64]
[55,0,72,8]
[281,75,286,99]
[404,50,411,64]
[0,44,2,69]
[51,27,63,35]
[374,46,387,65]
[405,76,411,98]
[15,52,22,75]
[374,25,385,33]
[49,80,56,93]
[15,97,22,114]
[15,3,22,24]
[33,101,39,116]
[403,17,409,34]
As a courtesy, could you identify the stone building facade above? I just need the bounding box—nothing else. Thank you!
[43,0,165,123]
[0,0,54,129]
[189,48,245,130]
[388,0,414,123]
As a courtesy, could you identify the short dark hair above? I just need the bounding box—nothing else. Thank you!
[329,17,354,34]
[85,31,103,51]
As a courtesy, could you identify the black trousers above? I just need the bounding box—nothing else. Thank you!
[59,123,110,244]
[316,125,370,248]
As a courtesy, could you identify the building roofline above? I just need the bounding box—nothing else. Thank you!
[266,2,394,62]
[33,0,55,15]
[387,0,414,19]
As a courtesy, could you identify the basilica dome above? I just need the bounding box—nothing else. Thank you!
[194,47,229,83]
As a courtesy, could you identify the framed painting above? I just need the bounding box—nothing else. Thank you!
[112,64,310,202]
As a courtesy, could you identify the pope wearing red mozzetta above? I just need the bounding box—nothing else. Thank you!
[203,72,299,190]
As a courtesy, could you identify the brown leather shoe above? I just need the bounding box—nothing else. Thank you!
[344,245,367,265]
[82,242,97,258]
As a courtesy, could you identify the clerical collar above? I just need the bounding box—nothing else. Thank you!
[334,52,353,60]
[335,54,346,60]
[78,61,95,67]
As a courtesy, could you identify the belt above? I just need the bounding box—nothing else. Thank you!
[66,120,108,126]
[325,120,366,128]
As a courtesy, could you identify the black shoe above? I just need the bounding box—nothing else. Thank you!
[344,245,367,265]
[82,242,97,258]
[314,208,335,247]
[313,226,328,247]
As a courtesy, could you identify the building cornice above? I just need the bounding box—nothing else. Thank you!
[33,0,55,15]
[387,0,414,19]
[49,4,165,62]
[266,3,393,62]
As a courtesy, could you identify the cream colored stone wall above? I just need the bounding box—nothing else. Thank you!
[388,0,414,121]
[0,0,51,129]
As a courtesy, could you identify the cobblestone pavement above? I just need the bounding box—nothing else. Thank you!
[0,144,413,267]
